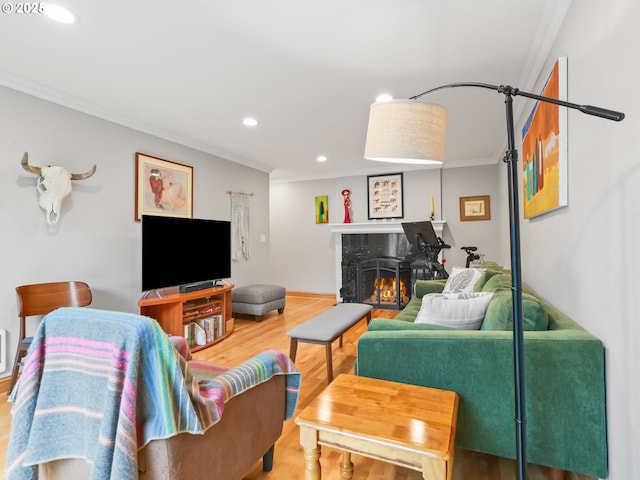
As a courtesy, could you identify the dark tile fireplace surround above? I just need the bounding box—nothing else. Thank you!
[332,222,445,310]
[340,232,433,310]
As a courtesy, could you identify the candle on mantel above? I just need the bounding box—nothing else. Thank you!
[430,195,435,214]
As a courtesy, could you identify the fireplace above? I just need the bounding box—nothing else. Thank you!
[357,257,410,309]
[333,221,446,309]
[340,235,417,310]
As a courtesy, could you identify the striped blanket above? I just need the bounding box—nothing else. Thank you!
[6,307,301,480]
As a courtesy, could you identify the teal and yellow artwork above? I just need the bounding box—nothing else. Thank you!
[315,195,328,224]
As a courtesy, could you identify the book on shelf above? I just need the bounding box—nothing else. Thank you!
[197,317,214,343]
[183,322,194,348]
[198,304,222,315]
[183,298,222,313]
[194,322,207,346]
[194,314,225,343]
[214,314,224,339]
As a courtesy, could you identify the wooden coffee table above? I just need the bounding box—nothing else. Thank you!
[295,374,459,480]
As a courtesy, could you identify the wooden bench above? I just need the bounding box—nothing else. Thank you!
[286,303,373,383]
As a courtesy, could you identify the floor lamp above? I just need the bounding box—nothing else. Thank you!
[363,82,624,480]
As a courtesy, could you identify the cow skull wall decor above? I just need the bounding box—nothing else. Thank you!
[21,152,97,225]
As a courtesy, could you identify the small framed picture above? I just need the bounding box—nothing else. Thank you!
[315,195,329,224]
[460,195,491,221]
[135,152,193,221]
[367,172,404,219]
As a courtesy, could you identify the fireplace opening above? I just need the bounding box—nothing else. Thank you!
[357,257,410,310]
[368,276,409,306]
[338,226,448,309]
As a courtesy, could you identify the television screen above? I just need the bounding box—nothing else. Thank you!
[142,215,231,292]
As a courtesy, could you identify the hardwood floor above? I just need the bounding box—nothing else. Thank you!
[0,294,592,480]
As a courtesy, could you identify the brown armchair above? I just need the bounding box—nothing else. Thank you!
[7,307,300,480]
[38,376,286,479]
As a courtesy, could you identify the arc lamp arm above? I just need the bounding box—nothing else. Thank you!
[410,82,625,122]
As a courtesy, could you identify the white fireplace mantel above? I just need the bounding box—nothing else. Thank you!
[329,221,444,236]
[331,221,446,302]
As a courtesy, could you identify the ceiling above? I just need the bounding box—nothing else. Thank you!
[0,0,572,182]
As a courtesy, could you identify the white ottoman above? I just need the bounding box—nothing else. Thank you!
[232,284,286,321]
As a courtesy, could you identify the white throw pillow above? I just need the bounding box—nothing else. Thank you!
[442,266,486,293]
[414,292,494,330]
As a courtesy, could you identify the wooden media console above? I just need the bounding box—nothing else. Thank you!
[139,284,234,352]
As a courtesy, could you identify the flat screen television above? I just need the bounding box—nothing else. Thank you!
[141,215,231,292]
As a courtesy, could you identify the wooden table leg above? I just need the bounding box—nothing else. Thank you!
[299,425,321,480]
[324,343,334,383]
[289,338,299,361]
[340,451,354,479]
[421,456,449,480]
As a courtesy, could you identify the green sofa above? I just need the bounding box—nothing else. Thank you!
[355,264,607,478]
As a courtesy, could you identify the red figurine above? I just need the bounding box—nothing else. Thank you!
[341,189,352,223]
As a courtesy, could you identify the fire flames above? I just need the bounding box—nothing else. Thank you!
[367,277,409,305]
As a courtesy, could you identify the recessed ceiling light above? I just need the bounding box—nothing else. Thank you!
[43,4,79,24]
[243,117,258,127]
[376,93,393,103]
[316,155,327,162]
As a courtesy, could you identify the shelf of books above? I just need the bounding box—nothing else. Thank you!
[138,284,234,352]
[182,298,226,349]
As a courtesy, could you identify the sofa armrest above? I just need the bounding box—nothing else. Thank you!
[355,329,607,478]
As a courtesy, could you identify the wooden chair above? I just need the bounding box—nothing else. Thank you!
[9,281,92,394]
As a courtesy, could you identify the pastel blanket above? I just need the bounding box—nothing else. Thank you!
[6,307,301,480]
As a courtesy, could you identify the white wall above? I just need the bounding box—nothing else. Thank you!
[442,164,504,268]
[269,165,500,292]
[269,179,337,294]
[0,86,271,377]
[514,0,639,477]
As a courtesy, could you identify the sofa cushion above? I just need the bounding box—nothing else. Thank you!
[395,299,423,323]
[481,291,549,331]
[473,268,503,292]
[368,318,455,331]
[415,292,494,330]
[480,273,513,293]
[442,266,486,293]
[414,279,446,299]
[479,260,504,272]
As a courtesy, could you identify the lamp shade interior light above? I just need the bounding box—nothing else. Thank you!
[43,4,79,24]
[364,99,448,164]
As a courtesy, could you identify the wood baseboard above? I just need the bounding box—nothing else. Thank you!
[285,291,336,300]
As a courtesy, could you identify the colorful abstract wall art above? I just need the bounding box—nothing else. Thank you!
[522,56,568,218]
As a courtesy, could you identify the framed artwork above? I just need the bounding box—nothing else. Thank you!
[135,152,193,221]
[460,195,491,221]
[522,56,568,218]
[315,195,329,224]
[367,172,404,219]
